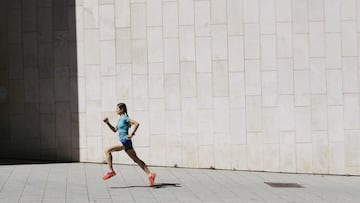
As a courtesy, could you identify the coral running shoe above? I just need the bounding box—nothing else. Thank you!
[103,171,116,180]
[149,172,156,187]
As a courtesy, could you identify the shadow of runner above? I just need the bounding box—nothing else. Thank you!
[110,183,181,189]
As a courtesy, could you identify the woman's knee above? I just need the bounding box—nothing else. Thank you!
[104,149,112,155]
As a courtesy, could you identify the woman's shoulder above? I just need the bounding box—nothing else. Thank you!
[120,115,130,121]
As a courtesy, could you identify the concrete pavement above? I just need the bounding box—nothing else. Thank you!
[0,162,359,203]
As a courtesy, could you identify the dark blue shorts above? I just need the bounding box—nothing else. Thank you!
[120,139,133,151]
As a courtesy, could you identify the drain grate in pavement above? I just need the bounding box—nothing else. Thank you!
[265,182,304,188]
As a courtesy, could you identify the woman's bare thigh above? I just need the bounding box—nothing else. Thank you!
[106,141,125,153]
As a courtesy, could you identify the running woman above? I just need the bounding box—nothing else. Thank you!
[102,103,156,186]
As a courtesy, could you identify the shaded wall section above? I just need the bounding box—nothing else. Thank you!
[0,0,79,161]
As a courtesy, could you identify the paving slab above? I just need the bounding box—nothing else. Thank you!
[0,162,359,203]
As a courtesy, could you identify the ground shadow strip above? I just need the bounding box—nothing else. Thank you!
[264,182,304,188]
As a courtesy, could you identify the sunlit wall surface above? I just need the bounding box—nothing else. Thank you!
[77,0,360,175]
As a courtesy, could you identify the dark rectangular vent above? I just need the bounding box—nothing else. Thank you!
[265,182,304,188]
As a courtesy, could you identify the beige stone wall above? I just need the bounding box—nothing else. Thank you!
[76,0,360,175]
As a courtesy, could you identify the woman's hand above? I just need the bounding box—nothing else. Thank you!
[127,132,135,139]
[127,134,133,139]
[103,117,117,132]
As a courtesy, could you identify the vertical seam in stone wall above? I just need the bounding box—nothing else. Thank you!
[128,1,133,114]
[208,0,213,168]
[82,2,88,162]
[275,0,281,172]
[53,3,57,160]
[290,0,299,173]
[176,0,184,168]
[96,0,104,161]
[68,2,73,161]
[147,1,159,165]
[273,0,281,172]
[112,0,118,164]
[241,2,248,169]
[307,0,320,174]
[305,0,313,174]
[225,0,232,169]
[321,0,330,174]
[256,0,265,171]
[339,0,345,173]
[36,1,42,158]
[192,0,199,168]
[19,2,26,156]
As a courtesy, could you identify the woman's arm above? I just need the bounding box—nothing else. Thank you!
[128,119,139,139]
[103,117,118,132]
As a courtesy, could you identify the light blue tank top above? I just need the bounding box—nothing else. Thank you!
[117,115,130,141]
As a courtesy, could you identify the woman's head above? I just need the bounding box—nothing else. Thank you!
[116,103,127,115]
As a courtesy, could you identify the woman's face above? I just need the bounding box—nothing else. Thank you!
[116,106,123,115]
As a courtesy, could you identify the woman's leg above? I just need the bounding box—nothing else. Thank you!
[125,148,150,175]
[126,148,157,186]
[104,141,124,172]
